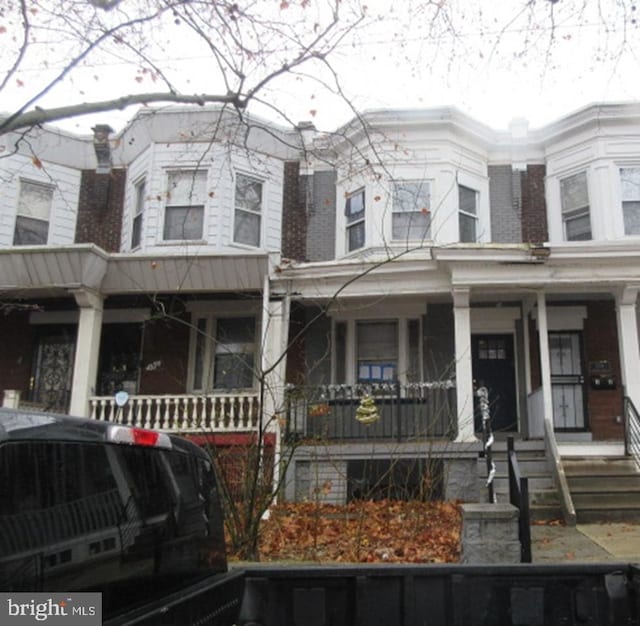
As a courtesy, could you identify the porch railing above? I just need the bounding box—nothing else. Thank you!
[284,382,456,442]
[624,395,640,470]
[89,393,260,433]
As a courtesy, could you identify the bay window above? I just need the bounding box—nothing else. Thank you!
[560,171,591,241]
[620,167,640,235]
[163,170,206,241]
[392,181,430,241]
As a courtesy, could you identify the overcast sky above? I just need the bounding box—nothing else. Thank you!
[3,1,639,135]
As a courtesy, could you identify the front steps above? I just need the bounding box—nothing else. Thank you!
[563,456,640,523]
[477,439,562,522]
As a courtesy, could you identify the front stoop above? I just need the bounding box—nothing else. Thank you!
[477,439,562,522]
[563,456,640,523]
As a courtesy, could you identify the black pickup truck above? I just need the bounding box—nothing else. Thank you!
[1,408,638,626]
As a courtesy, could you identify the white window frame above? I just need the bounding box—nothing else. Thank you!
[162,169,206,242]
[131,177,145,249]
[233,172,263,248]
[560,171,591,241]
[620,166,640,236]
[14,179,54,245]
[392,180,431,242]
[187,306,260,392]
[458,184,478,243]
[345,188,365,252]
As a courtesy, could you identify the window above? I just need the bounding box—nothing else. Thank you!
[458,185,478,243]
[163,170,206,241]
[620,167,640,235]
[357,321,398,382]
[131,178,145,248]
[392,181,430,241]
[345,189,365,251]
[234,173,262,247]
[191,315,257,391]
[560,172,591,241]
[13,180,53,245]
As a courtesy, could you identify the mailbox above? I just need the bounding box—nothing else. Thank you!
[589,360,616,390]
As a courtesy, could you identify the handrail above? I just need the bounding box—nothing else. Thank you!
[543,418,576,526]
[507,437,532,563]
[624,395,640,469]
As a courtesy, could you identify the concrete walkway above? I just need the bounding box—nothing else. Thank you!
[532,522,640,563]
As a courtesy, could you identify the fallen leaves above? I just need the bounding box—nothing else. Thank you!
[251,500,461,564]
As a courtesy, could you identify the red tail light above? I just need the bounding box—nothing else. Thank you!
[108,425,172,449]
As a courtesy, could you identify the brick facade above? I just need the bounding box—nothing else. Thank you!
[488,165,521,243]
[75,168,126,252]
[281,161,307,262]
[520,164,548,244]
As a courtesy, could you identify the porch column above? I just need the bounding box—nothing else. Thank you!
[453,288,475,442]
[536,291,554,427]
[616,286,640,409]
[69,289,104,417]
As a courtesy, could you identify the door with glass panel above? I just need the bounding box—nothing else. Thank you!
[549,332,586,430]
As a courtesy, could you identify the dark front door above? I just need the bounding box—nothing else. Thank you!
[472,334,518,432]
[31,329,76,411]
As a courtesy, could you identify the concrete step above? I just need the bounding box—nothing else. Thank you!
[568,475,640,492]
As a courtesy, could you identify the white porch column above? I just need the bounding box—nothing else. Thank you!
[616,286,640,409]
[537,291,554,428]
[69,290,104,417]
[453,288,475,442]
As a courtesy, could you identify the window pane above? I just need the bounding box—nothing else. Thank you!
[213,317,255,389]
[347,221,365,251]
[335,322,347,384]
[345,190,365,222]
[560,172,588,212]
[407,319,421,383]
[357,321,398,360]
[236,174,262,213]
[459,212,476,243]
[193,318,207,390]
[135,179,146,215]
[131,213,142,248]
[167,170,206,206]
[623,201,640,235]
[393,181,430,213]
[565,213,591,241]
[163,206,203,240]
[458,185,477,215]
[234,209,261,246]
[392,212,430,240]
[213,353,254,389]
[18,180,53,220]
[13,215,49,245]
[620,167,640,201]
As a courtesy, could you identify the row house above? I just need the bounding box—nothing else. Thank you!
[2,103,640,519]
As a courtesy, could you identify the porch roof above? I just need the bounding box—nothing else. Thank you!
[0,245,271,297]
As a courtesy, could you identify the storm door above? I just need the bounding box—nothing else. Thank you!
[549,332,586,430]
[30,329,76,411]
[472,335,518,432]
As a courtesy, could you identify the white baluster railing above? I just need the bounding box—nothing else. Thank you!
[89,392,260,434]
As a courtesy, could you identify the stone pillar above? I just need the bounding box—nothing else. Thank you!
[537,291,553,429]
[69,290,104,417]
[453,288,475,441]
[460,503,521,564]
[616,286,640,409]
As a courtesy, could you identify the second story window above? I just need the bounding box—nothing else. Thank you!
[345,188,365,252]
[560,171,591,241]
[234,173,263,247]
[163,170,206,241]
[620,167,640,235]
[458,185,478,243]
[392,181,430,241]
[131,178,145,249]
[13,180,53,245]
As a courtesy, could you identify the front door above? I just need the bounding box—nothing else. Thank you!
[472,334,518,432]
[549,331,586,430]
[31,329,76,411]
